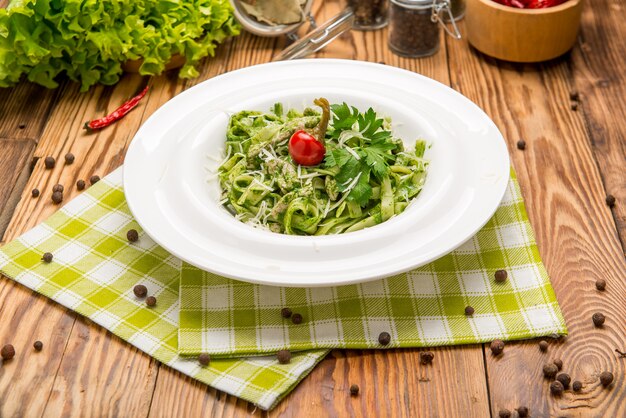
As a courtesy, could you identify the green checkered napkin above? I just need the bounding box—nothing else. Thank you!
[0,168,329,410]
[178,169,567,356]
[0,167,567,410]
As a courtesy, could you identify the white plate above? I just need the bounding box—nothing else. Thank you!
[124,59,509,287]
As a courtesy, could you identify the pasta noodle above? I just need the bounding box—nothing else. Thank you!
[217,99,429,235]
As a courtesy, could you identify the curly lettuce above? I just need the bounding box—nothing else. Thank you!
[0,0,240,91]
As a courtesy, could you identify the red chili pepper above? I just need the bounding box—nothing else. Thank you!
[84,85,149,131]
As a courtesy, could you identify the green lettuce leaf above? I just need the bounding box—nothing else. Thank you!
[0,0,240,91]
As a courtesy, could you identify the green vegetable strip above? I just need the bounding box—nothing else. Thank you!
[217,99,429,235]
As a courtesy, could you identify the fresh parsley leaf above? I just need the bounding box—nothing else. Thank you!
[370,130,392,141]
[347,167,372,206]
[335,157,362,191]
[361,146,392,180]
[357,107,385,138]
[324,148,352,168]
[329,103,359,137]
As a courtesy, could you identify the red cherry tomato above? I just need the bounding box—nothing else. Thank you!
[288,130,326,166]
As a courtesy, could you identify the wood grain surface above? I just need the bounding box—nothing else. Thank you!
[0,0,624,417]
[571,0,626,249]
[446,26,626,416]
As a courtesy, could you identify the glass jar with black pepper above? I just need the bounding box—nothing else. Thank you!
[347,0,389,30]
[388,0,459,58]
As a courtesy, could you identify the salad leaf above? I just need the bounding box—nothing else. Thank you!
[0,0,240,91]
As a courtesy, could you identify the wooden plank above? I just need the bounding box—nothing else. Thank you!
[0,140,35,239]
[44,317,159,418]
[447,21,626,417]
[571,0,626,249]
[0,82,60,141]
[148,365,265,418]
[272,347,488,418]
[0,282,76,417]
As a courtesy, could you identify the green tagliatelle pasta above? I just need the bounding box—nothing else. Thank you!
[216,99,429,235]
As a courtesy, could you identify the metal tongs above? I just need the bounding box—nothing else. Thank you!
[229,0,355,60]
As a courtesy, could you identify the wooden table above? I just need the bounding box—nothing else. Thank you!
[1,1,624,416]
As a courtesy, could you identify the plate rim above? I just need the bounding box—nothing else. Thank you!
[124,58,510,287]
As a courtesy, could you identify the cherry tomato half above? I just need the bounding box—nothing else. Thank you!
[288,130,326,166]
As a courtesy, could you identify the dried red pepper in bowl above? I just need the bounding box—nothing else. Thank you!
[84,85,149,131]
[491,0,567,8]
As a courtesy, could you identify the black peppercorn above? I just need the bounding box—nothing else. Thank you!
[498,409,511,418]
[494,270,508,282]
[539,340,549,352]
[146,296,157,307]
[64,153,75,165]
[572,380,582,392]
[550,380,564,396]
[605,194,616,207]
[33,341,43,351]
[543,363,558,378]
[291,313,303,324]
[464,306,475,316]
[490,339,505,355]
[1,344,15,360]
[378,331,391,346]
[595,279,606,291]
[133,285,148,298]
[570,102,579,111]
[281,308,292,319]
[569,91,579,101]
[44,156,55,169]
[42,252,53,263]
[517,406,529,417]
[32,188,40,198]
[90,175,100,185]
[52,184,64,193]
[349,384,360,396]
[76,179,86,190]
[516,140,526,150]
[592,312,605,327]
[127,229,139,242]
[553,359,563,371]
[198,353,210,366]
[556,373,571,389]
[277,349,291,364]
[599,371,613,387]
[52,191,63,204]
[420,351,434,364]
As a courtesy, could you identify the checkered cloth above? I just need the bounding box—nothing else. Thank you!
[0,167,567,410]
[0,168,328,410]
[178,169,567,356]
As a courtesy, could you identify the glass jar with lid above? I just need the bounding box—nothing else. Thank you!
[388,0,460,58]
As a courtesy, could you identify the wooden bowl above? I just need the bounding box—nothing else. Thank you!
[465,0,583,62]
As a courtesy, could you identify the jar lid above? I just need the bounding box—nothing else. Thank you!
[229,0,315,37]
[272,9,355,61]
[390,0,439,9]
